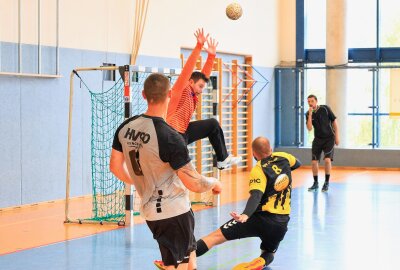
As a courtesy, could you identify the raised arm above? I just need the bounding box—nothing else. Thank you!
[306,107,313,131]
[169,29,208,112]
[201,37,218,78]
[176,162,222,194]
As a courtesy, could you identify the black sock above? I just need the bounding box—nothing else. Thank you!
[260,251,274,266]
[196,239,209,257]
[325,174,330,183]
[313,175,318,183]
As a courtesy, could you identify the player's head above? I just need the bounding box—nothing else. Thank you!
[189,71,209,96]
[307,94,318,109]
[142,73,171,105]
[252,136,272,161]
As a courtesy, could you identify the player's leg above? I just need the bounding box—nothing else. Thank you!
[156,250,196,270]
[260,251,275,266]
[150,211,196,270]
[155,252,195,270]
[322,137,335,192]
[196,228,227,257]
[309,139,322,191]
[201,224,264,270]
[257,213,289,267]
[175,260,190,270]
[187,251,197,270]
[185,119,241,169]
[197,213,261,258]
[232,213,281,269]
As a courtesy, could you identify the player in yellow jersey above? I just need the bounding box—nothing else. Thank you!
[195,136,301,269]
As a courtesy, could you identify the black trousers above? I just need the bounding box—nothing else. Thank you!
[180,118,229,162]
[146,211,196,267]
[220,212,289,253]
[312,136,335,161]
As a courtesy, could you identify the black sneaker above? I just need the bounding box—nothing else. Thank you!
[322,182,329,192]
[308,182,319,191]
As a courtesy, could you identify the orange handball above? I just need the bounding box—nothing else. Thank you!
[274,174,290,192]
[226,2,243,20]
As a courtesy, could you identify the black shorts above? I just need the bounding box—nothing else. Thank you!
[146,210,196,267]
[312,136,335,161]
[220,212,289,253]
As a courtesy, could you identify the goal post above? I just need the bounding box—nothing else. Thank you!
[64,64,221,226]
[65,65,128,225]
[64,65,174,225]
[65,59,238,225]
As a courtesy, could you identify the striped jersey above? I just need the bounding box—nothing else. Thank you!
[167,85,199,134]
[167,42,215,133]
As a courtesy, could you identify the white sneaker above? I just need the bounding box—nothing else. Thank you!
[217,155,242,170]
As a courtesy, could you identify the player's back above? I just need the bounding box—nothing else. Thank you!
[114,114,191,221]
[257,152,295,214]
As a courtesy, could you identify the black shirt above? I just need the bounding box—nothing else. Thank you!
[305,105,336,139]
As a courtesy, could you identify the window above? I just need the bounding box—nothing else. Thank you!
[378,66,400,148]
[281,0,400,150]
[347,0,377,48]
[305,0,326,49]
[380,0,400,47]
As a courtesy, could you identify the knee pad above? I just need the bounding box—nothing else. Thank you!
[196,239,209,257]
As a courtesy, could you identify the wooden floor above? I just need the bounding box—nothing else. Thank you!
[0,168,399,270]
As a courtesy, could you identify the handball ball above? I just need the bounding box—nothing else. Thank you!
[226,2,243,20]
[274,174,289,192]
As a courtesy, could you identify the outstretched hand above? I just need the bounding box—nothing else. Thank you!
[194,28,209,46]
[205,37,219,55]
[230,211,249,223]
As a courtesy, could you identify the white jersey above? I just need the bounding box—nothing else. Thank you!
[112,114,191,221]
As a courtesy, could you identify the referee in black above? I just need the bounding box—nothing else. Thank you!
[305,94,339,192]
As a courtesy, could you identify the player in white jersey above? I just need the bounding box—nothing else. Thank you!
[110,73,222,270]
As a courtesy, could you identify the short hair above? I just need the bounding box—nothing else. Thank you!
[190,71,209,83]
[143,73,170,104]
[307,94,318,101]
[252,136,271,157]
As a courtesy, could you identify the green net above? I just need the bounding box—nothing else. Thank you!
[88,78,126,222]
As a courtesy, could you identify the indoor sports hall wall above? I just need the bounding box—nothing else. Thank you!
[0,0,285,66]
[0,0,283,208]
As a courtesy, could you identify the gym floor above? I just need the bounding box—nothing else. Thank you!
[1,168,399,270]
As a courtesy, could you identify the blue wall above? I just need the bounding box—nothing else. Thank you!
[0,43,275,208]
[252,66,275,147]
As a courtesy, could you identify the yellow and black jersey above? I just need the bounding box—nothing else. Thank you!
[248,152,297,215]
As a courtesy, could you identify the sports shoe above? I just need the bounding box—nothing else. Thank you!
[321,182,329,192]
[308,181,319,192]
[217,155,242,170]
[153,260,165,270]
[232,257,266,270]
